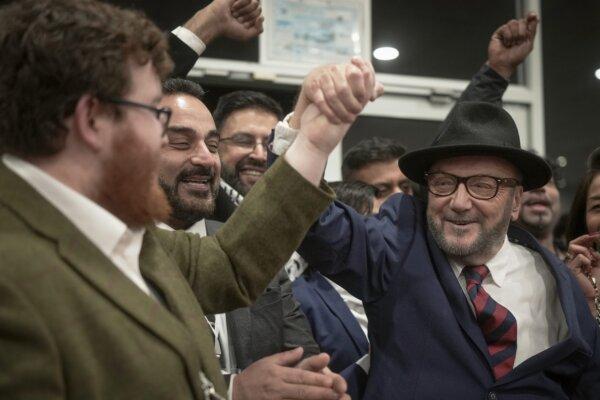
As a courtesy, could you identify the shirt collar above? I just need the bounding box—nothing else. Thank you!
[450,236,511,288]
[156,219,206,236]
[2,154,142,259]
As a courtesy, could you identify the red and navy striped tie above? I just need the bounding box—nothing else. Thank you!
[464,264,517,380]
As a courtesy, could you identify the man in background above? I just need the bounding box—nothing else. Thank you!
[214,90,283,197]
[517,156,566,257]
[156,78,321,398]
[341,137,412,213]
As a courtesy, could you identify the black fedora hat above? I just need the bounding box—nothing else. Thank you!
[399,101,551,191]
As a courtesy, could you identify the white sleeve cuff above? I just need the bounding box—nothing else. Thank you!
[171,26,207,56]
[228,374,236,400]
[272,112,299,156]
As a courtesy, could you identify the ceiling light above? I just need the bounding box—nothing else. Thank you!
[373,47,399,61]
[595,68,600,80]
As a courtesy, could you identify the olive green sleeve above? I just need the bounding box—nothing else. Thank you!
[157,157,334,314]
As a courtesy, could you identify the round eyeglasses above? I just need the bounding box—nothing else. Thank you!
[425,172,521,200]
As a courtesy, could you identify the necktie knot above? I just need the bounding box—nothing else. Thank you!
[464,264,490,286]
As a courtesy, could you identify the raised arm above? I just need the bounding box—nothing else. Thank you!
[161,58,383,314]
[459,12,539,104]
[169,0,264,78]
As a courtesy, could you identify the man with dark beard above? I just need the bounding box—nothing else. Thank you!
[517,157,565,257]
[214,91,282,196]
[275,15,600,400]
[0,0,383,399]
[156,78,321,398]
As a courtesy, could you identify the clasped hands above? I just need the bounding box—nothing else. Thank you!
[233,347,350,400]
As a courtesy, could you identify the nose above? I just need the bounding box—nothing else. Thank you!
[190,143,216,166]
[449,183,472,212]
[249,142,267,162]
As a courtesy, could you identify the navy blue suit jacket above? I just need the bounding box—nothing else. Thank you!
[298,194,600,399]
[292,269,369,373]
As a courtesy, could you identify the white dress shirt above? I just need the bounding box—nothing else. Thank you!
[325,277,369,338]
[2,154,160,301]
[450,236,569,367]
[171,26,207,56]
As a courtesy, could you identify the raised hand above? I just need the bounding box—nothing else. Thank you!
[232,348,347,400]
[184,0,264,45]
[284,57,383,187]
[290,57,384,129]
[298,59,382,156]
[487,12,539,80]
[565,232,600,316]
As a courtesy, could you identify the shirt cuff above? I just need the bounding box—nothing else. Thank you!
[272,112,299,156]
[228,374,237,400]
[171,26,207,56]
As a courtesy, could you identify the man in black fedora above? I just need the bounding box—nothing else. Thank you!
[293,100,600,399]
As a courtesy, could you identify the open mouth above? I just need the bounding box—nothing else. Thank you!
[524,198,551,213]
[180,175,212,191]
[446,219,476,227]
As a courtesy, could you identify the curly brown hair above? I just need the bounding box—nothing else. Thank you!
[0,0,173,157]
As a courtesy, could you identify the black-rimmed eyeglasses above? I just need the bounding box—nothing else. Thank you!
[425,172,521,200]
[100,96,172,136]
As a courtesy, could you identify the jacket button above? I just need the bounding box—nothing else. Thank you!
[488,392,497,400]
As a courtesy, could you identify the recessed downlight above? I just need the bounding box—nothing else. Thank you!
[373,47,399,61]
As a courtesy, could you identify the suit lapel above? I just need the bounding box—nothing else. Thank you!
[0,164,210,398]
[310,272,369,353]
[139,231,228,395]
[426,229,493,371]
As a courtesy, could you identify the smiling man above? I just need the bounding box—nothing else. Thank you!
[156,78,324,400]
[517,157,564,257]
[214,90,283,195]
[158,80,221,230]
[0,1,380,398]
[296,100,600,399]
[270,13,600,400]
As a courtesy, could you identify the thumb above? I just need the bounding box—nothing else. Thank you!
[371,81,385,101]
[272,347,305,366]
[296,352,331,372]
[526,12,539,38]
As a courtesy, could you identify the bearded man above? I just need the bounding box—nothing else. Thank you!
[156,78,323,400]
[0,0,382,398]
[269,15,598,400]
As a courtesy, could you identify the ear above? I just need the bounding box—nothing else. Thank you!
[71,94,112,153]
[510,186,523,221]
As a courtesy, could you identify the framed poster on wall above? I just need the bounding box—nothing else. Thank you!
[260,0,371,68]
